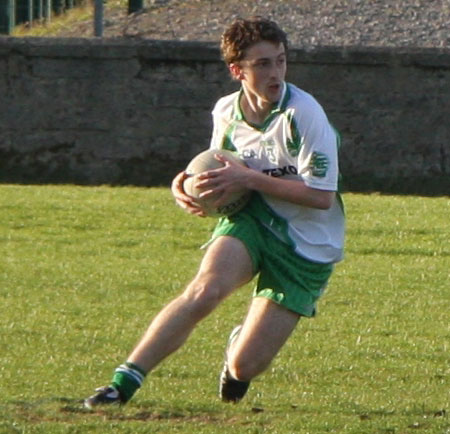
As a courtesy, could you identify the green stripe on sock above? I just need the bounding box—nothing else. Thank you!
[125,361,147,378]
[112,371,141,402]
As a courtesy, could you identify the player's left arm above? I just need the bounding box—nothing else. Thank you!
[244,170,335,210]
[198,107,338,210]
[196,153,334,210]
[257,100,340,210]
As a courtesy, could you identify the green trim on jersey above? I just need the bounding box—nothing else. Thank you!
[233,85,292,132]
[245,193,296,250]
[330,124,345,215]
[331,124,343,192]
[285,110,303,157]
[221,122,238,152]
[233,93,244,121]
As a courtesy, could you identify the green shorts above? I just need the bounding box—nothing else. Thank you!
[211,195,333,317]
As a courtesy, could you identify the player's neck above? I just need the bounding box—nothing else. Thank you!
[240,91,272,126]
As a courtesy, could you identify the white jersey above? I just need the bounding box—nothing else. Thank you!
[209,82,345,264]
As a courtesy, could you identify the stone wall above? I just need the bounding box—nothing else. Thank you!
[0,37,448,194]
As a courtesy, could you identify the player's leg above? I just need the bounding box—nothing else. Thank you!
[126,235,254,371]
[219,297,300,402]
[228,297,300,381]
[85,235,254,408]
[218,200,334,403]
[229,297,300,380]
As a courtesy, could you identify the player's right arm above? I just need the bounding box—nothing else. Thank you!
[171,170,207,217]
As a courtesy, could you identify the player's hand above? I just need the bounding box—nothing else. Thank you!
[171,171,207,217]
[195,153,250,207]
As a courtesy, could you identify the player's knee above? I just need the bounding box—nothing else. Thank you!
[182,278,224,317]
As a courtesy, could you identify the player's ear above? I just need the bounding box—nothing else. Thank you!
[229,63,243,81]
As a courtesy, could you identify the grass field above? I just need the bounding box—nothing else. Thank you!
[0,185,448,433]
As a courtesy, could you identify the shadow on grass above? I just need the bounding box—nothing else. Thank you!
[63,404,222,424]
[6,396,224,424]
[2,397,447,433]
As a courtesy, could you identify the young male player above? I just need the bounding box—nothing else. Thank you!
[85,16,345,408]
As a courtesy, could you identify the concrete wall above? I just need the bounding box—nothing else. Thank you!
[0,37,449,195]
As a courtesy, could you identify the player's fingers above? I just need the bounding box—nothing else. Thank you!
[197,188,228,207]
[213,153,236,167]
[198,188,215,199]
[195,177,220,190]
[196,170,220,180]
[185,201,207,217]
[171,171,186,193]
[172,170,187,184]
[172,172,196,203]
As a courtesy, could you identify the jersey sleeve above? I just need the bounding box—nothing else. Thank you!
[209,93,237,151]
[295,97,340,191]
[209,101,224,150]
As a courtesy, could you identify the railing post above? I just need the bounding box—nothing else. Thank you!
[34,0,43,20]
[44,0,51,23]
[128,0,143,14]
[16,0,30,25]
[53,0,64,15]
[94,0,103,37]
[0,0,16,34]
[28,0,33,24]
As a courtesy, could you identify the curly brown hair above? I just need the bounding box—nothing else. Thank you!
[220,16,288,65]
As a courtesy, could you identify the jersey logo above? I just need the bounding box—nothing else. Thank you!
[260,139,277,163]
[263,165,298,177]
[309,152,329,177]
[287,138,302,157]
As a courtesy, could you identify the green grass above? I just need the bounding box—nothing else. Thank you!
[0,185,448,433]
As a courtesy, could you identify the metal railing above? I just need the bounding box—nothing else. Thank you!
[0,0,85,34]
[0,0,144,35]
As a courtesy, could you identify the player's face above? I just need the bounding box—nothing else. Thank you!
[232,41,287,105]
